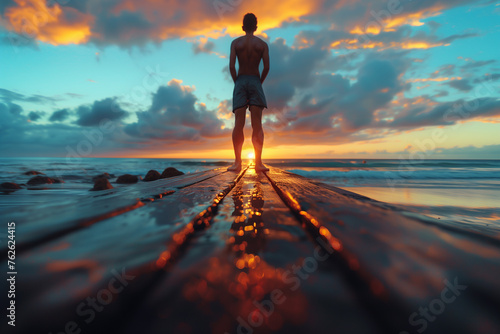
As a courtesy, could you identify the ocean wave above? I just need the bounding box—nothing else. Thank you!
[286,169,500,180]
[175,160,230,166]
[268,160,500,169]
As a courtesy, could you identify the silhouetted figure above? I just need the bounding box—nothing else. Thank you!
[227,13,270,172]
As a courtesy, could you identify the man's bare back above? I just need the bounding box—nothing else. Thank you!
[231,36,268,81]
[230,36,269,84]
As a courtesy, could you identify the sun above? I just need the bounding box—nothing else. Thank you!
[247,152,255,159]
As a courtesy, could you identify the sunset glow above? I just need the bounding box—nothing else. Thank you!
[0,0,498,159]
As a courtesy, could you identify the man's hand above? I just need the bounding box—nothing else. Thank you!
[260,43,270,84]
[229,40,238,83]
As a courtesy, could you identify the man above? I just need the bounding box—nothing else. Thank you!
[227,13,270,172]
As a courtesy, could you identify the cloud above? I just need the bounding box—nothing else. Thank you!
[438,32,479,44]
[90,9,155,47]
[264,38,330,111]
[426,20,441,34]
[192,40,215,54]
[28,110,44,121]
[386,97,500,128]
[337,58,406,130]
[3,0,93,45]
[0,87,58,104]
[124,79,229,142]
[474,73,500,83]
[1,0,498,158]
[0,102,26,140]
[1,0,317,47]
[294,24,478,51]
[430,64,456,78]
[0,101,23,121]
[76,97,128,126]
[0,79,233,157]
[49,108,70,122]
[261,50,412,144]
[461,59,497,69]
[305,0,479,34]
[445,79,474,92]
[1,0,483,48]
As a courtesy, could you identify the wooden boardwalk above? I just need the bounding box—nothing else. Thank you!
[2,165,500,334]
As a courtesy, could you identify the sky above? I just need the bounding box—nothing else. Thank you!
[0,0,499,159]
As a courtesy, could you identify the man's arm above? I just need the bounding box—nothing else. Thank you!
[260,43,270,84]
[229,40,237,83]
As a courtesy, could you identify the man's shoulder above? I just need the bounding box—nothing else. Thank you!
[254,37,268,52]
[231,36,245,44]
[254,36,268,46]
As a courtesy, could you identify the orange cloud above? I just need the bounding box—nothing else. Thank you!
[407,77,462,83]
[382,6,444,30]
[322,38,444,50]
[5,0,93,45]
[396,41,445,49]
[3,0,318,45]
[348,5,445,35]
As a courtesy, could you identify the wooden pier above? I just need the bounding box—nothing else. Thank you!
[2,165,500,334]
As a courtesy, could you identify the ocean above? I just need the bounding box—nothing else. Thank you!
[1,158,499,229]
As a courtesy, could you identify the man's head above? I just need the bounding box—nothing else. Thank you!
[242,13,257,33]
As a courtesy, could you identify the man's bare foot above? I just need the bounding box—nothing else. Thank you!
[227,161,242,171]
[255,163,269,171]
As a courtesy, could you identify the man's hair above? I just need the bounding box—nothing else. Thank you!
[243,13,257,32]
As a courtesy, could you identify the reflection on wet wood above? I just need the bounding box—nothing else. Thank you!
[264,167,500,334]
[3,166,500,334]
[123,168,379,334]
[5,168,226,252]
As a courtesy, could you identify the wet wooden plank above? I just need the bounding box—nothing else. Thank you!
[4,166,499,334]
[3,168,227,252]
[264,167,500,334]
[10,166,248,334]
[101,168,382,334]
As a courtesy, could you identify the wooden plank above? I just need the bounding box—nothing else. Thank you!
[5,166,499,334]
[3,168,227,252]
[10,166,248,334]
[264,167,500,333]
[115,168,382,334]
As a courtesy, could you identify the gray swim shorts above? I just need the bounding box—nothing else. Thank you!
[232,75,267,113]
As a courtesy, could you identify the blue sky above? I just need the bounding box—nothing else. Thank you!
[0,0,499,159]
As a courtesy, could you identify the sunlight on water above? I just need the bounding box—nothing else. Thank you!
[345,186,500,208]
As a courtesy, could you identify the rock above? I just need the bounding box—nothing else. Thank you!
[1,182,21,193]
[27,176,64,185]
[24,170,44,175]
[144,170,161,182]
[161,167,184,179]
[116,174,138,184]
[90,178,113,191]
[1,182,21,189]
[92,173,114,181]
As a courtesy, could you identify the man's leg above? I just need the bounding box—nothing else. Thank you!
[228,107,246,171]
[249,105,269,171]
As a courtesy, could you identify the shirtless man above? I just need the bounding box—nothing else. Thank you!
[227,13,270,172]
